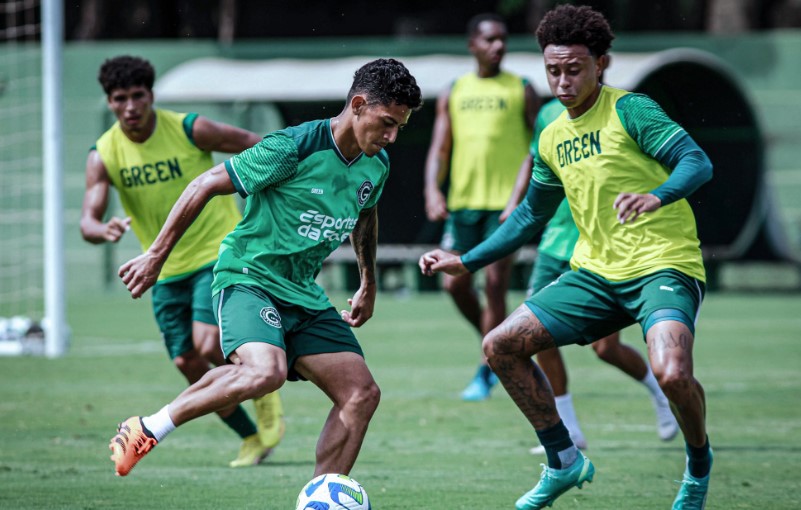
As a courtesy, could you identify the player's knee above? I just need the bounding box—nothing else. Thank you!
[656,364,693,396]
[344,381,381,419]
[247,369,287,398]
[591,342,615,363]
[173,349,207,375]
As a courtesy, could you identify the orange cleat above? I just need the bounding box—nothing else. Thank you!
[109,416,158,476]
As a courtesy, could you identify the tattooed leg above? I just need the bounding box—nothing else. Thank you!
[483,304,561,430]
[646,320,707,447]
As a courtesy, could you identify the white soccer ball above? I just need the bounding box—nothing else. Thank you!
[295,473,371,510]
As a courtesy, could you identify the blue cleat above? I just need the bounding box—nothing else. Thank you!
[515,452,595,510]
[460,365,498,401]
[671,450,713,510]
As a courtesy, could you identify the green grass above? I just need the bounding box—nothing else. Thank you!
[1,290,800,509]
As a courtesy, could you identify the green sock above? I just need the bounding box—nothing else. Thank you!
[221,406,257,439]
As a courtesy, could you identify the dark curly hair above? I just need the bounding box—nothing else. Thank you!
[536,5,615,57]
[466,12,505,38]
[98,55,155,96]
[347,58,423,111]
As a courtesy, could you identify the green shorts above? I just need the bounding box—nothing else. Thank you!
[441,209,503,253]
[527,252,572,297]
[151,265,217,360]
[212,284,364,381]
[526,268,705,347]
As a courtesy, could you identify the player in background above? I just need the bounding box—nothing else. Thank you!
[423,13,539,401]
[108,58,423,478]
[512,99,679,454]
[81,55,284,469]
[420,5,713,509]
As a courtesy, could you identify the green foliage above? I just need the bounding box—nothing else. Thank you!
[1,291,800,509]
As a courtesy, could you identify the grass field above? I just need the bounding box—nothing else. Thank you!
[1,289,800,509]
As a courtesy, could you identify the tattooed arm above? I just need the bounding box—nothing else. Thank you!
[340,206,378,327]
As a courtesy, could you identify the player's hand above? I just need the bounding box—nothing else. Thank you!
[118,251,164,299]
[613,192,661,224]
[341,282,376,327]
[424,189,449,222]
[104,216,131,242]
[418,249,468,277]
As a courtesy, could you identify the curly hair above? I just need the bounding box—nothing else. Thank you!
[466,12,505,38]
[535,5,615,57]
[98,55,155,96]
[347,58,423,110]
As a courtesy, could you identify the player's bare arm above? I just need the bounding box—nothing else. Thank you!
[119,163,236,298]
[418,248,469,277]
[191,116,262,154]
[341,207,379,327]
[500,154,533,223]
[423,90,453,222]
[80,149,131,244]
[523,82,540,130]
[613,192,662,224]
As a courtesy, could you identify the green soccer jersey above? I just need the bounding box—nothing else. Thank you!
[214,118,389,309]
[533,86,706,282]
[530,99,578,262]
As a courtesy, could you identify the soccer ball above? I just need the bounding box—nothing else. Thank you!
[295,473,371,510]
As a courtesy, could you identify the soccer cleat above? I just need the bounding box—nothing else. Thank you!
[653,396,680,441]
[460,365,498,402]
[109,416,158,476]
[515,453,595,510]
[671,451,713,510]
[253,391,286,449]
[229,433,274,468]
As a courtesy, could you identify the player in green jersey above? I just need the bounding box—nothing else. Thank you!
[514,102,679,454]
[107,58,422,479]
[81,56,284,471]
[424,13,539,401]
[420,5,713,509]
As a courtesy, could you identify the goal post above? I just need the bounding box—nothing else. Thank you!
[42,0,67,357]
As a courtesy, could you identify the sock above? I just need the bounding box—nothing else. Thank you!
[535,420,578,469]
[554,393,585,443]
[477,364,492,382]
[639,365,666,400]
[221,405,258,439]
[686,437,711,478]
[142,405,176,442]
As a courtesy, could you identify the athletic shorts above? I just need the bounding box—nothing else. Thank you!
[441,209,503,253]
[212,284,364,381]
[526,268,705,347]
[151,265,217,360]
[527,252,572,297]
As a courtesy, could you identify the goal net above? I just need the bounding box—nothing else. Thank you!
[0,0,52,355]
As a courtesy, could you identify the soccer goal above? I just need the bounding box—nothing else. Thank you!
[0,0,68,357]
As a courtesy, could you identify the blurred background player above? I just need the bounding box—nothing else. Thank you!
[80,55,284,468]
[509,100,679,453]
[423,13,539,401]
[107,58,423,479]
[420,4,713,509]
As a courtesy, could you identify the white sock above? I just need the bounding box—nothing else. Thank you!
[555,393,585,444]
[141,405,176,442]
[639,365,669,403]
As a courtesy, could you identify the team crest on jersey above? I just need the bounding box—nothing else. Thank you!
[357,180,374,206]
[259,307,282,328]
